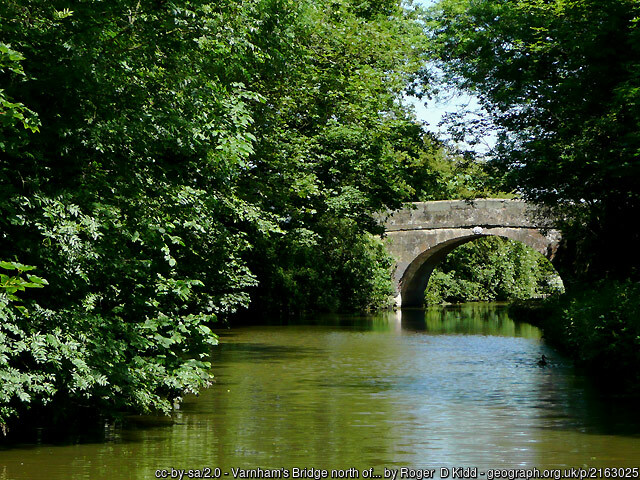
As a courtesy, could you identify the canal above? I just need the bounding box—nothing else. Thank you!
[1,304,639,479]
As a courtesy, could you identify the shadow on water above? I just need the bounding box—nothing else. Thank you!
[227,311,404,331]
[210,342,323,362]
[0,413,174,450]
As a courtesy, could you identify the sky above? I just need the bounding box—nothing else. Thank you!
[405,0,460,132]
[404,0,497,153]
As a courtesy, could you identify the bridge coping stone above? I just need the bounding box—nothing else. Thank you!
[383,198,549,232]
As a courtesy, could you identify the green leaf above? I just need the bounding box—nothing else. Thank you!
[27,275,49,286]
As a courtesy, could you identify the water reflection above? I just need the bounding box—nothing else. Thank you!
[400,304,542,338]
[0,304,639,479]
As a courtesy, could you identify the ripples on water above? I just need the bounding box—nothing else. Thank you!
[1,304,639,479]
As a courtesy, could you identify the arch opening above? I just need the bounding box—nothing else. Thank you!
[398,232,563,308]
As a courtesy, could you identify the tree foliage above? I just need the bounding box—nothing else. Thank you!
[232,0,495,313]
[1,1,275,431]
[428,0,640,280]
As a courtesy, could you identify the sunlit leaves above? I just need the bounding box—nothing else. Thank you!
[237,0,440,313]
[0,44,40,140]
[0,0,267,430]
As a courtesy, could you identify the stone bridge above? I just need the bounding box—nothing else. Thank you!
[382,199,561,308]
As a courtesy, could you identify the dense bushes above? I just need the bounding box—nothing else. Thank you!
[0,256,219,432]
[248,219,395,314]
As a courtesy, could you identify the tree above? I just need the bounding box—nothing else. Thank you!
[0,0,274,431]
[234,0,438,313]
[428,0,640,280]
[1,0,505,432]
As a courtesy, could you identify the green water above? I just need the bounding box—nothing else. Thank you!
[1,304,639,479]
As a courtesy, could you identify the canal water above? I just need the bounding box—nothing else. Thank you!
[1,304,639,479]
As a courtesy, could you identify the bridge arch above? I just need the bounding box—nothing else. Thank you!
[382,200,561,308]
